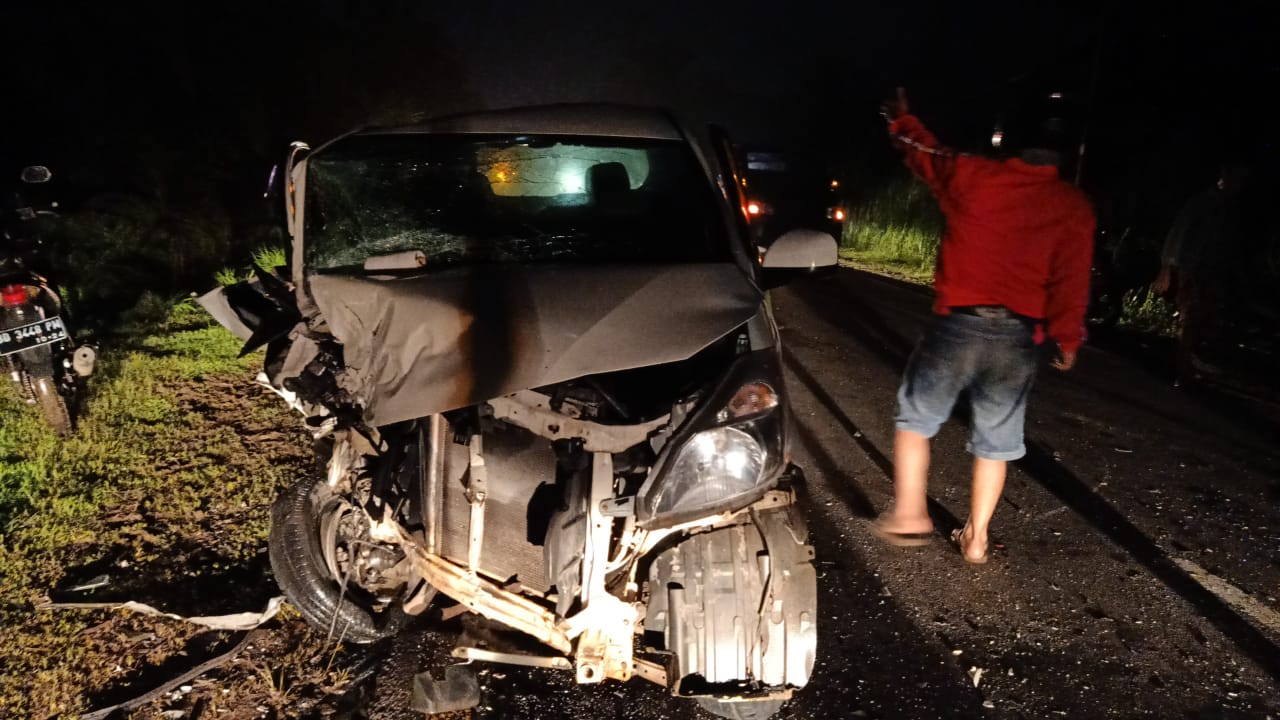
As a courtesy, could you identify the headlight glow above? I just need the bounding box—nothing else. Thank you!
[640,350,788,527]
[724,448,749,476]
[649,426,766,519]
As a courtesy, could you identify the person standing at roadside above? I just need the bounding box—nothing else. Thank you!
[1152,162,1250,383]
[872,88,1095,563]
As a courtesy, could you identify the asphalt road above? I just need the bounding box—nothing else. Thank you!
[364,268,1280,720]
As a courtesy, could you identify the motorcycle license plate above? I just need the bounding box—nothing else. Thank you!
[0,316,68,357]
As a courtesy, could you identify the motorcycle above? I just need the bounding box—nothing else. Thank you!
[1,166,95,433]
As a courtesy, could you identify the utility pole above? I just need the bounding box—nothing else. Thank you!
[1075,8,1108,187]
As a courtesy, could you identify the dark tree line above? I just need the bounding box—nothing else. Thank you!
[2,0,1274,332]
[3,1,476,331]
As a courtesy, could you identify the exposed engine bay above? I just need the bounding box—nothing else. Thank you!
[208,282,818,705]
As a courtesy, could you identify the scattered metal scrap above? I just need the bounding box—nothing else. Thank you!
[36,595,286,632]
[79,630,258,720]
[35,595,290,718]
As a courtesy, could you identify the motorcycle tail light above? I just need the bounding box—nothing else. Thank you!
[1,284,27,307]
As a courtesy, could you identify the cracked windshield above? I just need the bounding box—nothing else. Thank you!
[304,135,730,271]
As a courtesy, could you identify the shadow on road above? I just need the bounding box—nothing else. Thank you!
[783,271,1280,684]
[791,418,877,519]
[1016,438,1280,683]
[793,492,990,718]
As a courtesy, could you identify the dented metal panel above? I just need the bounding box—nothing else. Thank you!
[308,263,762,426]
[647,505,817,690]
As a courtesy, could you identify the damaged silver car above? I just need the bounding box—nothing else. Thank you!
[203,104,836,718]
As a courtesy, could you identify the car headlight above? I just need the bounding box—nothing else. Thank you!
[650,425,766,519]
[640,351,787,527]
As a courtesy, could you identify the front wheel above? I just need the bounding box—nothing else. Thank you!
[268,476,411,644]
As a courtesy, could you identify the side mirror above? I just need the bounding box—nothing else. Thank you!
[760,229,837,288]
[20,166,52,184]
[264,163,280,200]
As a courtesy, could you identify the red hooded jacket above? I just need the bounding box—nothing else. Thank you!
[889,115,1095,353]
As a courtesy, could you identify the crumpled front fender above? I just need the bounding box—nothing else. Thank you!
[197,266,301,358]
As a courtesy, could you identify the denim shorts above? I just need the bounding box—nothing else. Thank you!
[895,312,1040,461]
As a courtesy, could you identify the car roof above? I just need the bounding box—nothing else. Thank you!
[358,103,685,141]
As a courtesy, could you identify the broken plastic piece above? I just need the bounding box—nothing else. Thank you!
[67,574,110,592]
[410,664,481,714]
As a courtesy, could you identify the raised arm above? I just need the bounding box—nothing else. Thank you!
[881,88,960,202]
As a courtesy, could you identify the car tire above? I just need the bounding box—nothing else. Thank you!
[694,698,786,720]
[268,476,409,644]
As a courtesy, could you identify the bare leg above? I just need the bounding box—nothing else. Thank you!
[880,429,933,535]
[959,457,1006,561]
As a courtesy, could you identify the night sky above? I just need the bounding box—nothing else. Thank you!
[2,1,1276,231]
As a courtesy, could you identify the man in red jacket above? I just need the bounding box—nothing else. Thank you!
[873,88,1095,563]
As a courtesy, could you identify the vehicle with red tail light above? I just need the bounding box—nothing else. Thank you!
[1,166,95,433]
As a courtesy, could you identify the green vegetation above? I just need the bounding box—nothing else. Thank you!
[1116,288,1179,336]
[839,175,943,281]
[0,301,321,717]
[216,246,290,287]
[55,198,241,336]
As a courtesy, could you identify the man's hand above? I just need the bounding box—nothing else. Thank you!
[1051,349,1077,372]
[880,86,910,123]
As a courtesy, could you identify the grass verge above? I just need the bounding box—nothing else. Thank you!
[0,300,355,718]
[840,175,942,281]
[838,248,934,285]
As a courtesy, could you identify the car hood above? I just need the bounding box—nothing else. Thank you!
[307,263,762,426]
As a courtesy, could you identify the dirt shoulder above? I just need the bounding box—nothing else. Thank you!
[0,306,369,719]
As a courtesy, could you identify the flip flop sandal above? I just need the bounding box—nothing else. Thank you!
[950,526,990,565]
[870,518,934,547]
